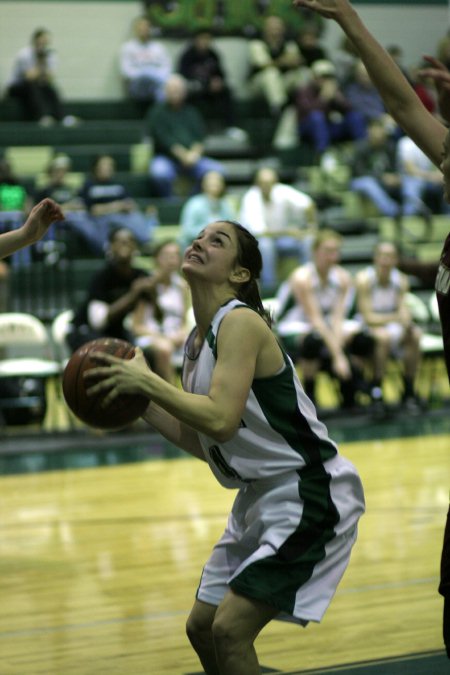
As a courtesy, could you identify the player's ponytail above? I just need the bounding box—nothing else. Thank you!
[224,221,272,327]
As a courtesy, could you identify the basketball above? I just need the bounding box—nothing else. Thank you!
[62,337,148,430]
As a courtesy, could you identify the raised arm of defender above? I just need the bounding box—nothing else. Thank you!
[293,0,446,167]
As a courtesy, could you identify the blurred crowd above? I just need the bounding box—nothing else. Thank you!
[1,12,448,415]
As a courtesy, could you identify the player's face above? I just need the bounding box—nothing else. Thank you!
[440,130,450,203]
[182,221,242,285]
[315,239,341,269]
[374,243,397,272]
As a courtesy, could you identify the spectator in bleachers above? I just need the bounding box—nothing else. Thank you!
[411,62,438,114]
[297,23,329,67]
[333,35,359,85]
[355,241,422,412]
[0,197,63,310]
[7,28,76,126]
[349,118,403,217]
[178,171,236,253]
[343,59,392,128]
[275,229,374,410]
[436,30,450,70]
[146,74,224,198]
[177,29,246,140]
[239,166,317,293]
[0,157,32,220]
[397,133,450,217]
[80,154,158,251]
[34,153,106,256]
[120,16,172,110]
[131,239,191,383]
[295,59,366,155]
[248,15,310,118]
[0,157,33,265]
[65,227,150,351]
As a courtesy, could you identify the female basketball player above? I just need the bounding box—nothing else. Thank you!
[292,0,450,658]
[85,219,365,675]
[0,197,63,260]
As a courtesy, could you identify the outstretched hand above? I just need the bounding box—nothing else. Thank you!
[293,0,347,19]
[420,56,450,125]
[84,346,152,408]
[22,198,65,244]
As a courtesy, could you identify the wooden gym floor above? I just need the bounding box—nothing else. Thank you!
[0,407,449,674]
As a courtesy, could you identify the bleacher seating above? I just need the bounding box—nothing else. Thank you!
[1,93,446,333]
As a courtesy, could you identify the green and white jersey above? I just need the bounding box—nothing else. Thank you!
[182,298,338,488]
[183,299,365,624]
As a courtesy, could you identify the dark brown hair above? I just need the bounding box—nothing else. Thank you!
[223,220,272,327]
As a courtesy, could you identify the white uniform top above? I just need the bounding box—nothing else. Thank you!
[276,262,355,337]
[365,265,403,314]
[239,183,313,236]
[182,299,365,624]
[357,266,406,348]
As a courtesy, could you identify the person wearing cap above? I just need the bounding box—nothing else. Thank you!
[295,58,366,154]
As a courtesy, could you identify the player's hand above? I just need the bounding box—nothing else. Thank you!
[84,347,152,406]
[419,56,450,124]
[331,352,352,380]
[131,274,161,300]
[21,198,64,244]
[293,0,348,20]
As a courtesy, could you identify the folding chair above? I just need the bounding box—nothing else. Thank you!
[0,313,62,430]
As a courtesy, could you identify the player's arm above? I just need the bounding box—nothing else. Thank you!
[329,270,352,341]
[0,198,63,260]
[85,309,264,443]
[142,401,205,460]
[291,269,351,379]
[145,309,260,441]
[397,275,413,328]
[293,0,446,167]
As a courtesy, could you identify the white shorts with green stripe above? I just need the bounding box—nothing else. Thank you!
[196,456,364,625]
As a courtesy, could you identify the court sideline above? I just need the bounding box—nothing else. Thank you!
[0,411,449,674]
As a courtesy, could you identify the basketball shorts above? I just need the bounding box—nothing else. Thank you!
[196,458,364,625]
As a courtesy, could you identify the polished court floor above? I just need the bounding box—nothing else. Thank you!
[0,409,449,674]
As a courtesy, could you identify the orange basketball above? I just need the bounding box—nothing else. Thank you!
[62,337,148,429]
